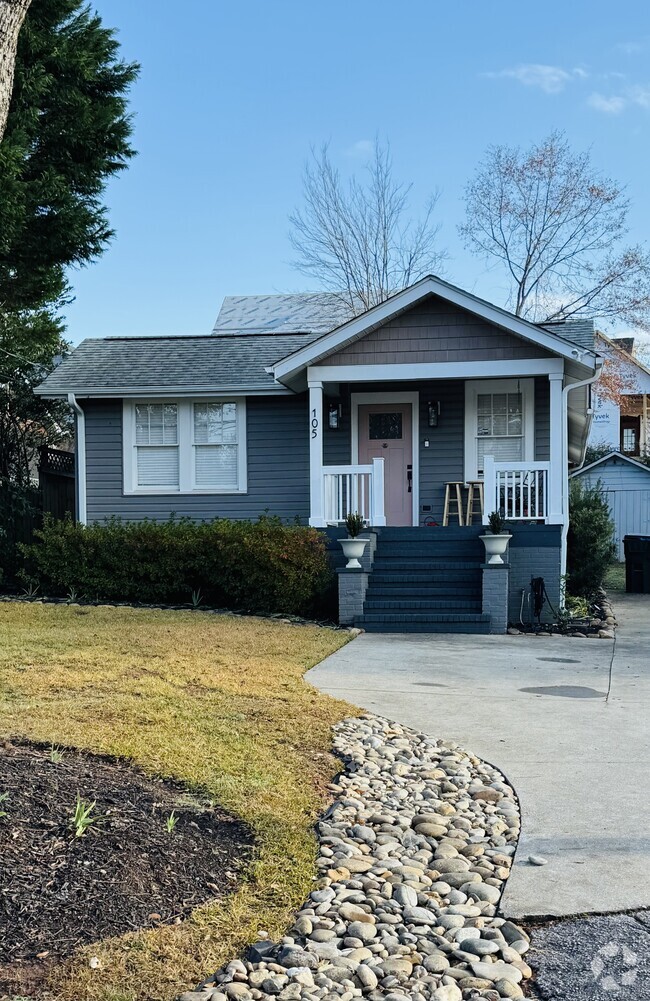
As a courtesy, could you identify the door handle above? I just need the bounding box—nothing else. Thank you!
[407,464,413,493]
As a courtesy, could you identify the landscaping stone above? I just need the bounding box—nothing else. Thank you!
[180,714,530,1001]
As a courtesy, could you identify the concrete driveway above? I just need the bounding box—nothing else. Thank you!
[308,593,650,919]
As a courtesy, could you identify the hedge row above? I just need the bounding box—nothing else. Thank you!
[20,515,334,617]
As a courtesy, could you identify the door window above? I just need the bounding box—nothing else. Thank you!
[368,412,403,439]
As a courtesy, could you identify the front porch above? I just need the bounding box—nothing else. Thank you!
[307,374,566,530]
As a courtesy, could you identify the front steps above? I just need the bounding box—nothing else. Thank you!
[355,527,490,634]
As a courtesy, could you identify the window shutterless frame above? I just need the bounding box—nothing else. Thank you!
[464,379,534,482]
[122,399,247,494]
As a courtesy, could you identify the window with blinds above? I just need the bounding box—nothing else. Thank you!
[126,400,246,494]
[135,404,179,488]
[193,402,239,488]
[476,392,524,473]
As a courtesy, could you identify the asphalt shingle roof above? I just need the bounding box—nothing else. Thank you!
[542,318,596,350]
[36,332,318,396]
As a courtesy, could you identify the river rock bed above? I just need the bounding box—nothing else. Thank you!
[180,715,530,1001]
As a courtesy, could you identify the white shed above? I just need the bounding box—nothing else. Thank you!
[570,452,650,560]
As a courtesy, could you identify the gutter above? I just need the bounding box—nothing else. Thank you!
[67,393,87,525]
[560,361,604,583]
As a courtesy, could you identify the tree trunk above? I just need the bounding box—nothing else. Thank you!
[0,0,30,143]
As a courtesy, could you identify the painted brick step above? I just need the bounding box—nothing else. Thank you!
[372,559,481,571]
[360,611,490,623]
[366,584,481,597]
[374,548,480,564]
[370,572,481,584]
[377,528,485,540]
[357,620,491,634]
[364,598,482,611]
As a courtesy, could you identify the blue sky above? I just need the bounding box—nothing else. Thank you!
[65,0,650,344]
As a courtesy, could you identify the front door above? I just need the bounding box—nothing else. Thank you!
[358,404,413,525]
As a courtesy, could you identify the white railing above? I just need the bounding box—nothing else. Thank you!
[483,456,551,523]
[323,458,386,526]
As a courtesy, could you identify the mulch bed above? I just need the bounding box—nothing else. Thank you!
[0,740,252,996]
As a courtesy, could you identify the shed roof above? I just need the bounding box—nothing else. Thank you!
[570,451,650,478]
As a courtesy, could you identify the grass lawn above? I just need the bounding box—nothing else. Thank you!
[0,603,353,1001]
[604,561,626,593]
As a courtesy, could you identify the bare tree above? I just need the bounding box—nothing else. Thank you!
[0,0,30,142]
[461,131,650,330]
[289,141,446,312]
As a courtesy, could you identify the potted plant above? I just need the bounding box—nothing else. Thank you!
[479,511,512,565]
[339,512,369,569]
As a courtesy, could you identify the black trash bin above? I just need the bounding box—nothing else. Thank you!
[623,535,650,593]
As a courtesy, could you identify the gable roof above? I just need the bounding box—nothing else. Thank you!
[570,451,650,478]
[271,275,601,387]
[35,333,314,398]
[212,293,354,335]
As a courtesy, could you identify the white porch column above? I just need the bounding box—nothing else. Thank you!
[308,381,325,527]
[548,371,564,524]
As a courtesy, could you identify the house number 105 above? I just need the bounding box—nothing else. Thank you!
[311,409,319,438]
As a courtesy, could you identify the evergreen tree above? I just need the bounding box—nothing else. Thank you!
[0,0,138,485]
[0,0,139,312]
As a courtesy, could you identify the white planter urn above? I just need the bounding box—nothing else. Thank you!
[339,537,369,569]
[479,532,512,565]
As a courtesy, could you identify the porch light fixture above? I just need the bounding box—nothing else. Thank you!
[327,401,342,430]
[427,401,440,427]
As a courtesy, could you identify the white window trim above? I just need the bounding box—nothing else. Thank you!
[464,379,534,483]
[123,399,247,495]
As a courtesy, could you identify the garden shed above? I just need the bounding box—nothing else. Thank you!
[570,452,650,560]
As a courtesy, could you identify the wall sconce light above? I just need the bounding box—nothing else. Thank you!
[328,401,342,430]
[427,401,440,427]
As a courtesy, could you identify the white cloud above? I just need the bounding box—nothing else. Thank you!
[630,85,650,108]
[588,92,627,114]
[587,85,650,114]
[344,139,374,158]
[486,63,574,94]
[616,40,644,55]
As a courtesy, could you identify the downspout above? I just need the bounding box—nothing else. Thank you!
[67,393,87,525]
[561,362,603,583]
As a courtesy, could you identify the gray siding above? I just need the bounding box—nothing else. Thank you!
[534,376,550,461]
[83,396,310,523]
[324,296,552,366]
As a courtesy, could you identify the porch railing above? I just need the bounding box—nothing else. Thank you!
[483,456,551,523]
[323,458,386,526]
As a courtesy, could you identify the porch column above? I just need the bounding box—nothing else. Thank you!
[308,381,325,527]
[548,372,564,524]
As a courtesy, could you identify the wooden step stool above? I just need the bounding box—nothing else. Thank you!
[443,481,465,526]
[465,480,484,525]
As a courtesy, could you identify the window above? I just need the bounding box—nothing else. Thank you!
[464,379,534,481]
[134,404,179,488]
[124,400,247,493]
[621,417,641,455]
[368,412,403,440]
[193,402,239,488]
[476,392,524,471]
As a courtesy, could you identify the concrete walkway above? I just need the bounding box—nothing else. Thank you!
[308,593,650,919]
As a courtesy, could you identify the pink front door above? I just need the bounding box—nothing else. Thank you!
[358,404,413,526]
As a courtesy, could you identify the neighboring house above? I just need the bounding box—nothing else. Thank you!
[571,452,650,560]
[588,334,650,458]
[35,275,602,632]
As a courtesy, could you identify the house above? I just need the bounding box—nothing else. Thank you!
[588,334,650,458]
[570,451,650,560]
[35,275,602,633]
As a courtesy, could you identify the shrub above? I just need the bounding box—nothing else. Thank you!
[567,480,616,597]
[20,515,333,617]
[0,479,42,585]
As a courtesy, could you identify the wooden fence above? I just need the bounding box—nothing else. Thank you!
[0,448,75,585]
